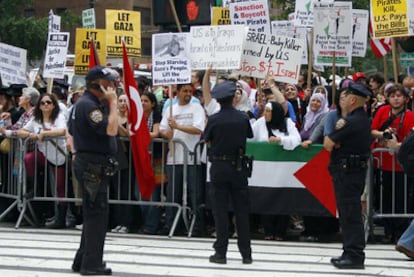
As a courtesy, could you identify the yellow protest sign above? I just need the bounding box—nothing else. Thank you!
[106,9,141,57]
[371,0,409,38]
[74,28,107,75]
[212,7,231,25]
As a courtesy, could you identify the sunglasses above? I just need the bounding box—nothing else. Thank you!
[40,100,53,105]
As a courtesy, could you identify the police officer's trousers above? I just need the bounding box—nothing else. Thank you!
[210,161,251,259]
[329,165,366,262]
[73,158,109,270]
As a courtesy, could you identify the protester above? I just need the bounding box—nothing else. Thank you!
[18,93,67,228]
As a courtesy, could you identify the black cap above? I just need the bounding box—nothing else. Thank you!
[53,79,69,89]
[347,82,372,98]
[211,81,236,100]
[85,66,118,82]
[1,84,27,97]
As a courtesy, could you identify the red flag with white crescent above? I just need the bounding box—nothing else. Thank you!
[122,40,156,200]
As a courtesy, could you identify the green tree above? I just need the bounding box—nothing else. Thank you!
[0,0,80,64]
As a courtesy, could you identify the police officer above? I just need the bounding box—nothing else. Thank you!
[204,81,254,265]
[69,66,118,275]
[324,82,372,269]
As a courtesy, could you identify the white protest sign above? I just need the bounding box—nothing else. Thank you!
[229,0,270,33]
[313,1,353,67]
[271,20,295,37]
[190,25,246,70]
[409,0,414,35]
[48,10,61,33]
[152,33,191,85]
[0,42,27,86]
[222,0,249,7]
[234,31,305,84]
[294,0,318,27]
[271,20,309,65]
[82,8,96,29]
[43,32,70,79]
[352,9,369,57]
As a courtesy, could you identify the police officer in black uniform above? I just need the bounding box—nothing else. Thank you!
[324,82,372,269]
[204,81,254,265]
[69,66,119,275]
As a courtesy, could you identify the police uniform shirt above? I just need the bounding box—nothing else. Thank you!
[204,106,253,156]
[69,91,117,155]
[328,107,371,162]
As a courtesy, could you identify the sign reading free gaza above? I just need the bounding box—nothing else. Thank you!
[106,10,141,57]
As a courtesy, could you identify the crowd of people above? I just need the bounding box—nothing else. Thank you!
[1,67,414,267]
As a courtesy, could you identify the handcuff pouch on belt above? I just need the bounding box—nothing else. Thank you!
[77,155,119,203]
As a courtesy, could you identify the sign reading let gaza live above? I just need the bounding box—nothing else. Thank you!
[106,10,141,57]
[74,28,106,75]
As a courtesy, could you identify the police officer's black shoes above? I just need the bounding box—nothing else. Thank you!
[331,256,364,269]
[242,256,253,264]
[80,266,112,275]
[209,254,227,264]
[72,262,107,273]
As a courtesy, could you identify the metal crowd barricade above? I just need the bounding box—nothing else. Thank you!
[4,134,196,238]
[367,147,414,240]
[0,136,32,228]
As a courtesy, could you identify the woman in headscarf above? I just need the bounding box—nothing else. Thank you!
[251,101,301,240]
[234,81,255,124]
[251,101,301,150]
[300,93,329,145]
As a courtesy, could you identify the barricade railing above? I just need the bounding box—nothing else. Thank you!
[5,135,196,238]
[367,147,414,240]
[0,136,32,228]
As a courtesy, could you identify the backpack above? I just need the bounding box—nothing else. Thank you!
[398,129,414,177]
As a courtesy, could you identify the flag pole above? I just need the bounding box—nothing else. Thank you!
[169,0,182,33]
[307,28,314,90]
[391,38,399,83]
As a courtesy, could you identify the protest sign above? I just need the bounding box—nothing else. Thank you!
[234,31,305,84]
[189,25,246,70]
[313,1,353,67]
[271,20,309,65]
[152,33,191,85]
[82,8,96,29]
[48,10,61,33]
[352,9,369,57]
[294,0,321,27]
[212,7,231,25]
[371,0,409,39]
[0,42,27,86]
[106,9,141,57]
[409,0,414,35]
[74,28,106,75]
[229,0,270,33]
[222,0,249,7]
[43,32,70,79]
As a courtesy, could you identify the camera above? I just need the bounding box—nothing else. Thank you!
[383,131,393,140]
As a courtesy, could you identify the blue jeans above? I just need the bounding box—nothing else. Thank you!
[398,219,414,251]
[140,185,162,234]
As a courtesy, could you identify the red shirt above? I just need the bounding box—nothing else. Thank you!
[371,105,414,171]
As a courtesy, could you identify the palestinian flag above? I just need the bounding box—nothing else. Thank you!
[246,142,336,217]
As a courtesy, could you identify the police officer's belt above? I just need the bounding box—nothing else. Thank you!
[210,154,238,162]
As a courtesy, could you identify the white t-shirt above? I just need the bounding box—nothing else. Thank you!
[160,102,206,164]
[251,117,301,150]
[23,112,67,166]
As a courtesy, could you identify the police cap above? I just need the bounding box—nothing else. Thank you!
[2,84,27,97]
[211,81,236,100]
[85,66,118,82]
[346,82,372,98]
